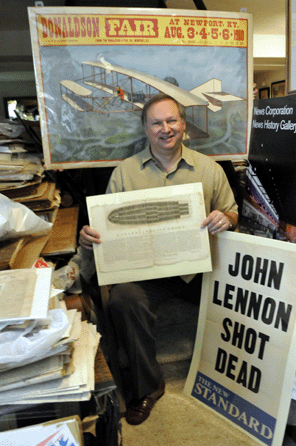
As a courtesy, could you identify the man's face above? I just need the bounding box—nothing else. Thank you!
[144,99,186,156]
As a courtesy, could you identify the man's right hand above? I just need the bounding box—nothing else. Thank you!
[79,225,101,250]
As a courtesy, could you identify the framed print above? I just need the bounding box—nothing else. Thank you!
[271,80,286,98]
[259,87,270,99]
[28,7,253,170]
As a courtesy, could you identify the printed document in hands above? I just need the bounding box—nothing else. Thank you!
[87,183,212,285]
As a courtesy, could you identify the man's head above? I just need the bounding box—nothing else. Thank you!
[141,93,186,127]
[141,94,186,157]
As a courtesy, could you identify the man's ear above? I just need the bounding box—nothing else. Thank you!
[182,121,188,140]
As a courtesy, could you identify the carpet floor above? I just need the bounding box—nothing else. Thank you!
[121,379,260,446]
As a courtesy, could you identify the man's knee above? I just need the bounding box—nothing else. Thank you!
[109,282,143,313]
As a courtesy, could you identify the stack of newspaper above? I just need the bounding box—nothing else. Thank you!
[0,142,44,190]
[0,268,100,405]
[0,139,60,214]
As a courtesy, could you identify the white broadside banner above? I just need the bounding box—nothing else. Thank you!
[184,231,296,446]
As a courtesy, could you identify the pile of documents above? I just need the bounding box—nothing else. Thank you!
[0,140,44,190]
[0,134,62,271]
[0,268,100,405]
[2,179,60,214]
[0,136,60,216]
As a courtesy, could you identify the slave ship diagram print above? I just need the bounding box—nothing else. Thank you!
[87,183,212,285]
[107,200,190,226]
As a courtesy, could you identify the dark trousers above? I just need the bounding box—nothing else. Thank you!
[107,274,202,404]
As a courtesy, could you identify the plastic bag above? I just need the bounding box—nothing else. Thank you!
[0,193,52,241]
[52,260,80,291]
[52,246,96,293]
[0,120,24,138]
[72,246,96,283]
[0,309,69,367]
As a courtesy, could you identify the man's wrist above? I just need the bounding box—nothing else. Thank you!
[224,211,238,231]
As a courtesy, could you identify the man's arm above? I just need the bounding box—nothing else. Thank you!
[200,210,238,235]
[79,165,123,250]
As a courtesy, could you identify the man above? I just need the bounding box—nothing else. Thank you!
[116,85,124,102]
[79,93,238,425]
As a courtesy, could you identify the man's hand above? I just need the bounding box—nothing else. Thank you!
[79,225,101,250]
[200,210,237,235]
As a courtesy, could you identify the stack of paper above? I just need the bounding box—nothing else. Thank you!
[0,140,54,205]
[0,140,28,162]
[5,181,59,211]
[0,268,100,405]
[1,179,61,225]
[0,154,44,184]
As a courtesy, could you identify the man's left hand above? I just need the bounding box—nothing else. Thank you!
[200,210,233,234]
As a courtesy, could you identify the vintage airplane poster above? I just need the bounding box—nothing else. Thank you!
[184,231,296,446]
[28,7,253,170]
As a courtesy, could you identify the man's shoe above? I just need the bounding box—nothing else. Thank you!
[126,379,165,425]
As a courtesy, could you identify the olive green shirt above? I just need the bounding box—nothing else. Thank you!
[106,144,238,217]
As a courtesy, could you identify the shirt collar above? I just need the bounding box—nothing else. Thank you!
[140,145,154,168]
[140,143,195,169]
[180,144,195,167]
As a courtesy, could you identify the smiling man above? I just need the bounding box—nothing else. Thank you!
[79,93,238,425]
[143,96,186,171]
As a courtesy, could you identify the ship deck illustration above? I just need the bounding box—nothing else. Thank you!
[108,201,190,225]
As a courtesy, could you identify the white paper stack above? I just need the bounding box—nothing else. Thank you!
[0,268,101,405]
[0,152,44,184]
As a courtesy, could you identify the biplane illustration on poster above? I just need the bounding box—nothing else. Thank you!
[28,7,253,170]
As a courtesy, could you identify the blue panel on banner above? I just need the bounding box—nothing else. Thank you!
[191,372,276,445]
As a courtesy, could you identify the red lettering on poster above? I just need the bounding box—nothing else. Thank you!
[40,16,100,39]
[105,18,158,38]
